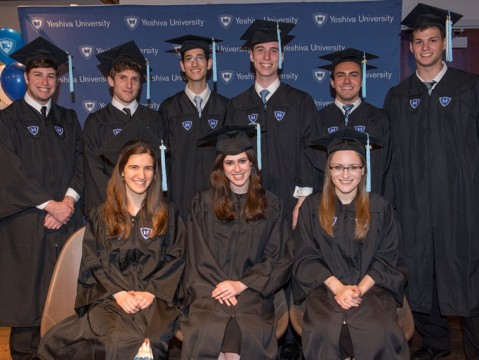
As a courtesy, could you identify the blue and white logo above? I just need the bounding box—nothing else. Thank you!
[0,39,14,57]
[248,113,258,123]
[313,13,328,28]
[82,100,97,113]
[208,119,218,129]
[182,121,193,131]
[354,125,365,133]
[218,14,233,29]
[124,16,140,31]
[328,126,338,133]
[439,97,451,107]
[79,45,95,60]
[29,17,44,31]
[140,227,152,239]
[113,129,122,136]
[409,99,420,109]
[220,70,234,85]
[28,126,39,136]
[312,69,328,84]
[54,126,64,136]
[274,111,285,122]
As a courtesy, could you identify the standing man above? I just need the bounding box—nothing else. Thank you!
[384,4,479,359]
[225,20,318,229]
[313,49,392,197]
[0,37,84,359]
[83,41,166,214]
[160,35,228,219]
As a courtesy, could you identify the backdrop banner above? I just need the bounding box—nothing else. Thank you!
[18,1,401,126]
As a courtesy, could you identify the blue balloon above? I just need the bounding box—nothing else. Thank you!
[0,28,24,65]
[0,61,26,101]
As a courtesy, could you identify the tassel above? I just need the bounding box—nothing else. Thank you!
[68,53,74,93]
[146,59,151,101]
[212,38,217,83]
[160,140,167,191]
[256,123,262,170]
[277,22,282,70]
[365,133,371,192]
[361,52,367,98]
[446,11,453,62]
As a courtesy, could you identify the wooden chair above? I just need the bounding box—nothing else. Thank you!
[290,295,415,341]
[40,226,85,337]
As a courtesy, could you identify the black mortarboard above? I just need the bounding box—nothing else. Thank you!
[165,35,222,57]
[10,36,69,68]
[309,128,382,192]
[401,3,462,31]
[240,19,295,48]
[318,48,378,71]
[100,118,168,190]
[198,125,257,155]
[96,40,148,74]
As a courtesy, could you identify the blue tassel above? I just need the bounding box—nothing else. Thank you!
[256,123,262,170]
[146,59,151,101]
[365,133,371,192]
[68,53,74,93]
[160,140,167,191]
[277,22,282,70]
[361,52,366,98]
[446,11,453,62]
[212,38,217,83]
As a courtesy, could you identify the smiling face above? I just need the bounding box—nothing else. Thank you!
[331,61,362,103]
[180,48,212,83]
[250,42,283,86]
[223,152,252,194]
[329,150,364,203]
[24,67,58,105]
[122,153,155,198]
[410,26,445,72]
[108,69,141,105]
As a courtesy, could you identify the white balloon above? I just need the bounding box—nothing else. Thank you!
[0,64,13,109]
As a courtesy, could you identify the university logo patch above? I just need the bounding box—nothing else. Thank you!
[124,16,139,30]
[248,113,258,123]
[140,227,152,239]
[439,97,451,107]
[208,119,218,129]
[312,69,327,84]
[28,126,39,136]
[79,45,94,60]
[82,100,97,113]
[354,125,365,133]
[29,17,44,31]
[274,111,285,122]
[54,126,64,136]
[0,39,14,56]
[220,70,234,85]
[182,121,193,131]
[112,129,122,136]
[409,99,420,109]
[328,126,338,133]
[312,13,328,28]
[218,14,233,29]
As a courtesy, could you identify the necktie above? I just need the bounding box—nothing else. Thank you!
[41,106,48,126]
[194,96,203,118]
[123,107,131,120]
[343,104,354,126]
[260,89,269,110]
[424,80,436,96]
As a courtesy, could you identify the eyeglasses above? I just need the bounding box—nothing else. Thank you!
[329,165,363,173]
[183,55,207,63]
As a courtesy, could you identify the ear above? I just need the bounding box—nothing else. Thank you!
[409,41,414,54]
[207,57,213,71]
[180,60,186,73]
[107,76,115,88]
[24,72,29,85]
[249,50,254,63]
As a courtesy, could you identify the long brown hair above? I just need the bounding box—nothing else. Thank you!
[103,141,168,239]
[319,151,370,241]
[210,149,267,222]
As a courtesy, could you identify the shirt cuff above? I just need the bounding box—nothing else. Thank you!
[37,200,51,210]
[65,188,80,202]
[293,186,313,198]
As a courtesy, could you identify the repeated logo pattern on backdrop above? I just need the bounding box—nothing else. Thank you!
[18,1,400,127]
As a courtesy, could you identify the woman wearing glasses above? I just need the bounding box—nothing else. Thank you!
[292,129,409,359]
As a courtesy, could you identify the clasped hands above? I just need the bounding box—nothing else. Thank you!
[44,195,76,230]
[334,284,362,310]
[212,280,247,307]
[114,290,155,314]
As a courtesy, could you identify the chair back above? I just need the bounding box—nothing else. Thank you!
[40,226,85,337]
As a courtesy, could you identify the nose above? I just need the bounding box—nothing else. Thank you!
[138,168,146,179]
[264,50,271,60]
[234,162,241,172]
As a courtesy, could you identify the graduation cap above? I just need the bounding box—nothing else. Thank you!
[198,124,263,170]
[165,35,222,83]
[99,119,168,191]
[240,19,295,70]
[401,3,463,62]
[309,128,382,192]
[319,48,378,98]
[10,36,75,93]
[96,41,152,100]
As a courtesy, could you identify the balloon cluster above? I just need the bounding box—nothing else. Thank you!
[0,27,27,108]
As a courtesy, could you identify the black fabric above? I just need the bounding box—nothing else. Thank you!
[9,326,41,360]
[220,317,242,354]
[159,91,228,219]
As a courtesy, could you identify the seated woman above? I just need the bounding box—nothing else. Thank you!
[292,129,409,359]
[180,126,293,360]
[38,139,185,359]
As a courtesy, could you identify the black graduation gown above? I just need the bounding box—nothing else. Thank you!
[310,102,393,198]
[83,103,166,214]
[37,204,185,360]
[180,190,293,360]
[292,192,408,359]
[0,99,84,327]
[225,83,317,220]
[384,68,479,317]
[159,91,228,219]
